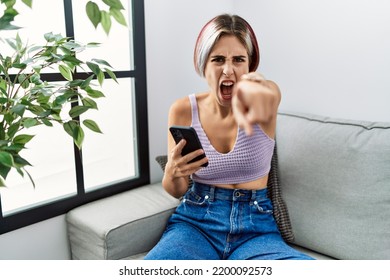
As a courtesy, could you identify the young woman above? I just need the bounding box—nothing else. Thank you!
[145,14,313,260]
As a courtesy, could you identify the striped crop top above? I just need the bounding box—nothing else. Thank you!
[189,94,275,185]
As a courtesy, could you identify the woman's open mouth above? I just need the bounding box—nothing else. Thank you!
[220,81,234,100]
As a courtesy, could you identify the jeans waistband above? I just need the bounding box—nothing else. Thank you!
[191,182,268,202]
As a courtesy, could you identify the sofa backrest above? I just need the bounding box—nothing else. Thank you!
[276,111,390,260]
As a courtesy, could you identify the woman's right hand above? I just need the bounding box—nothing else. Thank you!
[162,139,208,198]
[168,139,207,178]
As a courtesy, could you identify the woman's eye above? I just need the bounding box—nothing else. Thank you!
[211,57,224,63]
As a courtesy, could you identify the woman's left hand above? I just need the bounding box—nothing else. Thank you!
[232,72,281,135]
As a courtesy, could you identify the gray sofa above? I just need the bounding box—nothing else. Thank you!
[66,111,390,260]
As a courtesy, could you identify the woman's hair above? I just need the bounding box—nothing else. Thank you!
[194,14,260,77]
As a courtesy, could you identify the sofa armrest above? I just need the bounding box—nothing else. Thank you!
[66,183,179,260]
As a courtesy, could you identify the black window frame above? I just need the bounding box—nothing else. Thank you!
[0,0,149,234]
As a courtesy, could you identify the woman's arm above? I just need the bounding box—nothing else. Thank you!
[162,98,208,198]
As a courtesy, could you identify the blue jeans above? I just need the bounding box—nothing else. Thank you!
[145,182,314,260]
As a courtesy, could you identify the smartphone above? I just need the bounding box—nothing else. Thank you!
[169,126,208,167]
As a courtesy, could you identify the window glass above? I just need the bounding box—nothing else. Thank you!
[1,0,66,74]
[71,0,134,71]
[0,116,77,216]
[0,0,146,234]
[82,78,138,191]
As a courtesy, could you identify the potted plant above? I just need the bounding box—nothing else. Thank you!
[0,0,127,186]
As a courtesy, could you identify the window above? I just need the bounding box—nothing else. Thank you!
[0,0,149,234]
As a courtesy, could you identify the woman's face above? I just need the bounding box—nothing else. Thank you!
[204,35,250,107]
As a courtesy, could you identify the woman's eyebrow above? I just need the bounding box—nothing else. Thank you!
[210,55,247,59]
[210,55,225,58]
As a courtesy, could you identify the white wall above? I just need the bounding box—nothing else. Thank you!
[235,0,390,122]
[0,215,71,259]
[147,0,390,183]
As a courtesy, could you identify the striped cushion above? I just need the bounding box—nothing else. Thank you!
[266,144,294,242]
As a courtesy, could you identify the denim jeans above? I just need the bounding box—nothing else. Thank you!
[145,182,314,260]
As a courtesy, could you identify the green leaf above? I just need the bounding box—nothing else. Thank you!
[83,119,102,133]
[0,7,20,31]
[86,1,101,28]
[92,58,113,68]
[63,120,85,149]
[102,0,124,10]
[0,140,9,146]
[63,121,78,138]
[86,42,101,47]
[104,68,118,83]
[82,97,98,109]
[21,0,33,8]
[69,106,89,118]
[62,55,83,66]
[13,155,32,167]
[30,73,43,85]
[4,113,16,125]
[13,63,27,69]
[73,125,84,149]
[7,123,20,139]
[50,53,63,62]
[22,118,38,128]
[18,73,30,89]
[0,151,15,167]
[59,65,73,81]
[54,94,68,106]
[0,126,5,142]
[13,134,35,145]
[67,79,84,87]
[80,75,94,89]
[15,32,23,50]
[23,168,36,188]
[0,175,6,187]
[110,8,127,26]
[86,62,100,75]
[0,21,20,31]
[27,104,45,116]
[36,94,50,105]
[41,119,53,127]
[0,164,11,181]
[62,41,85,52]
[11,104,26,117]
[3,143,24,153]
[5,38,17,50]
[0,78,7,93]
[28,45,43,54]
[101,10,112,35]
[97,69,104,86]
[86,87,105,98]
[44,32,55,42]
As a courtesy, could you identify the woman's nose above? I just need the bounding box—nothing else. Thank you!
[223,63,234,77]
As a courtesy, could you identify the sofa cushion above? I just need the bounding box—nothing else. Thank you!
[276,111,390,259]
[66,183,179,259]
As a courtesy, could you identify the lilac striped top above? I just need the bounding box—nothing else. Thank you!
[189,94,275,185]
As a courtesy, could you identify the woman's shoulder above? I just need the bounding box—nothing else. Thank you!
[169,93,207,112]
[168,93,209,125]
[169,96,191,113]
[168,95,192,126]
